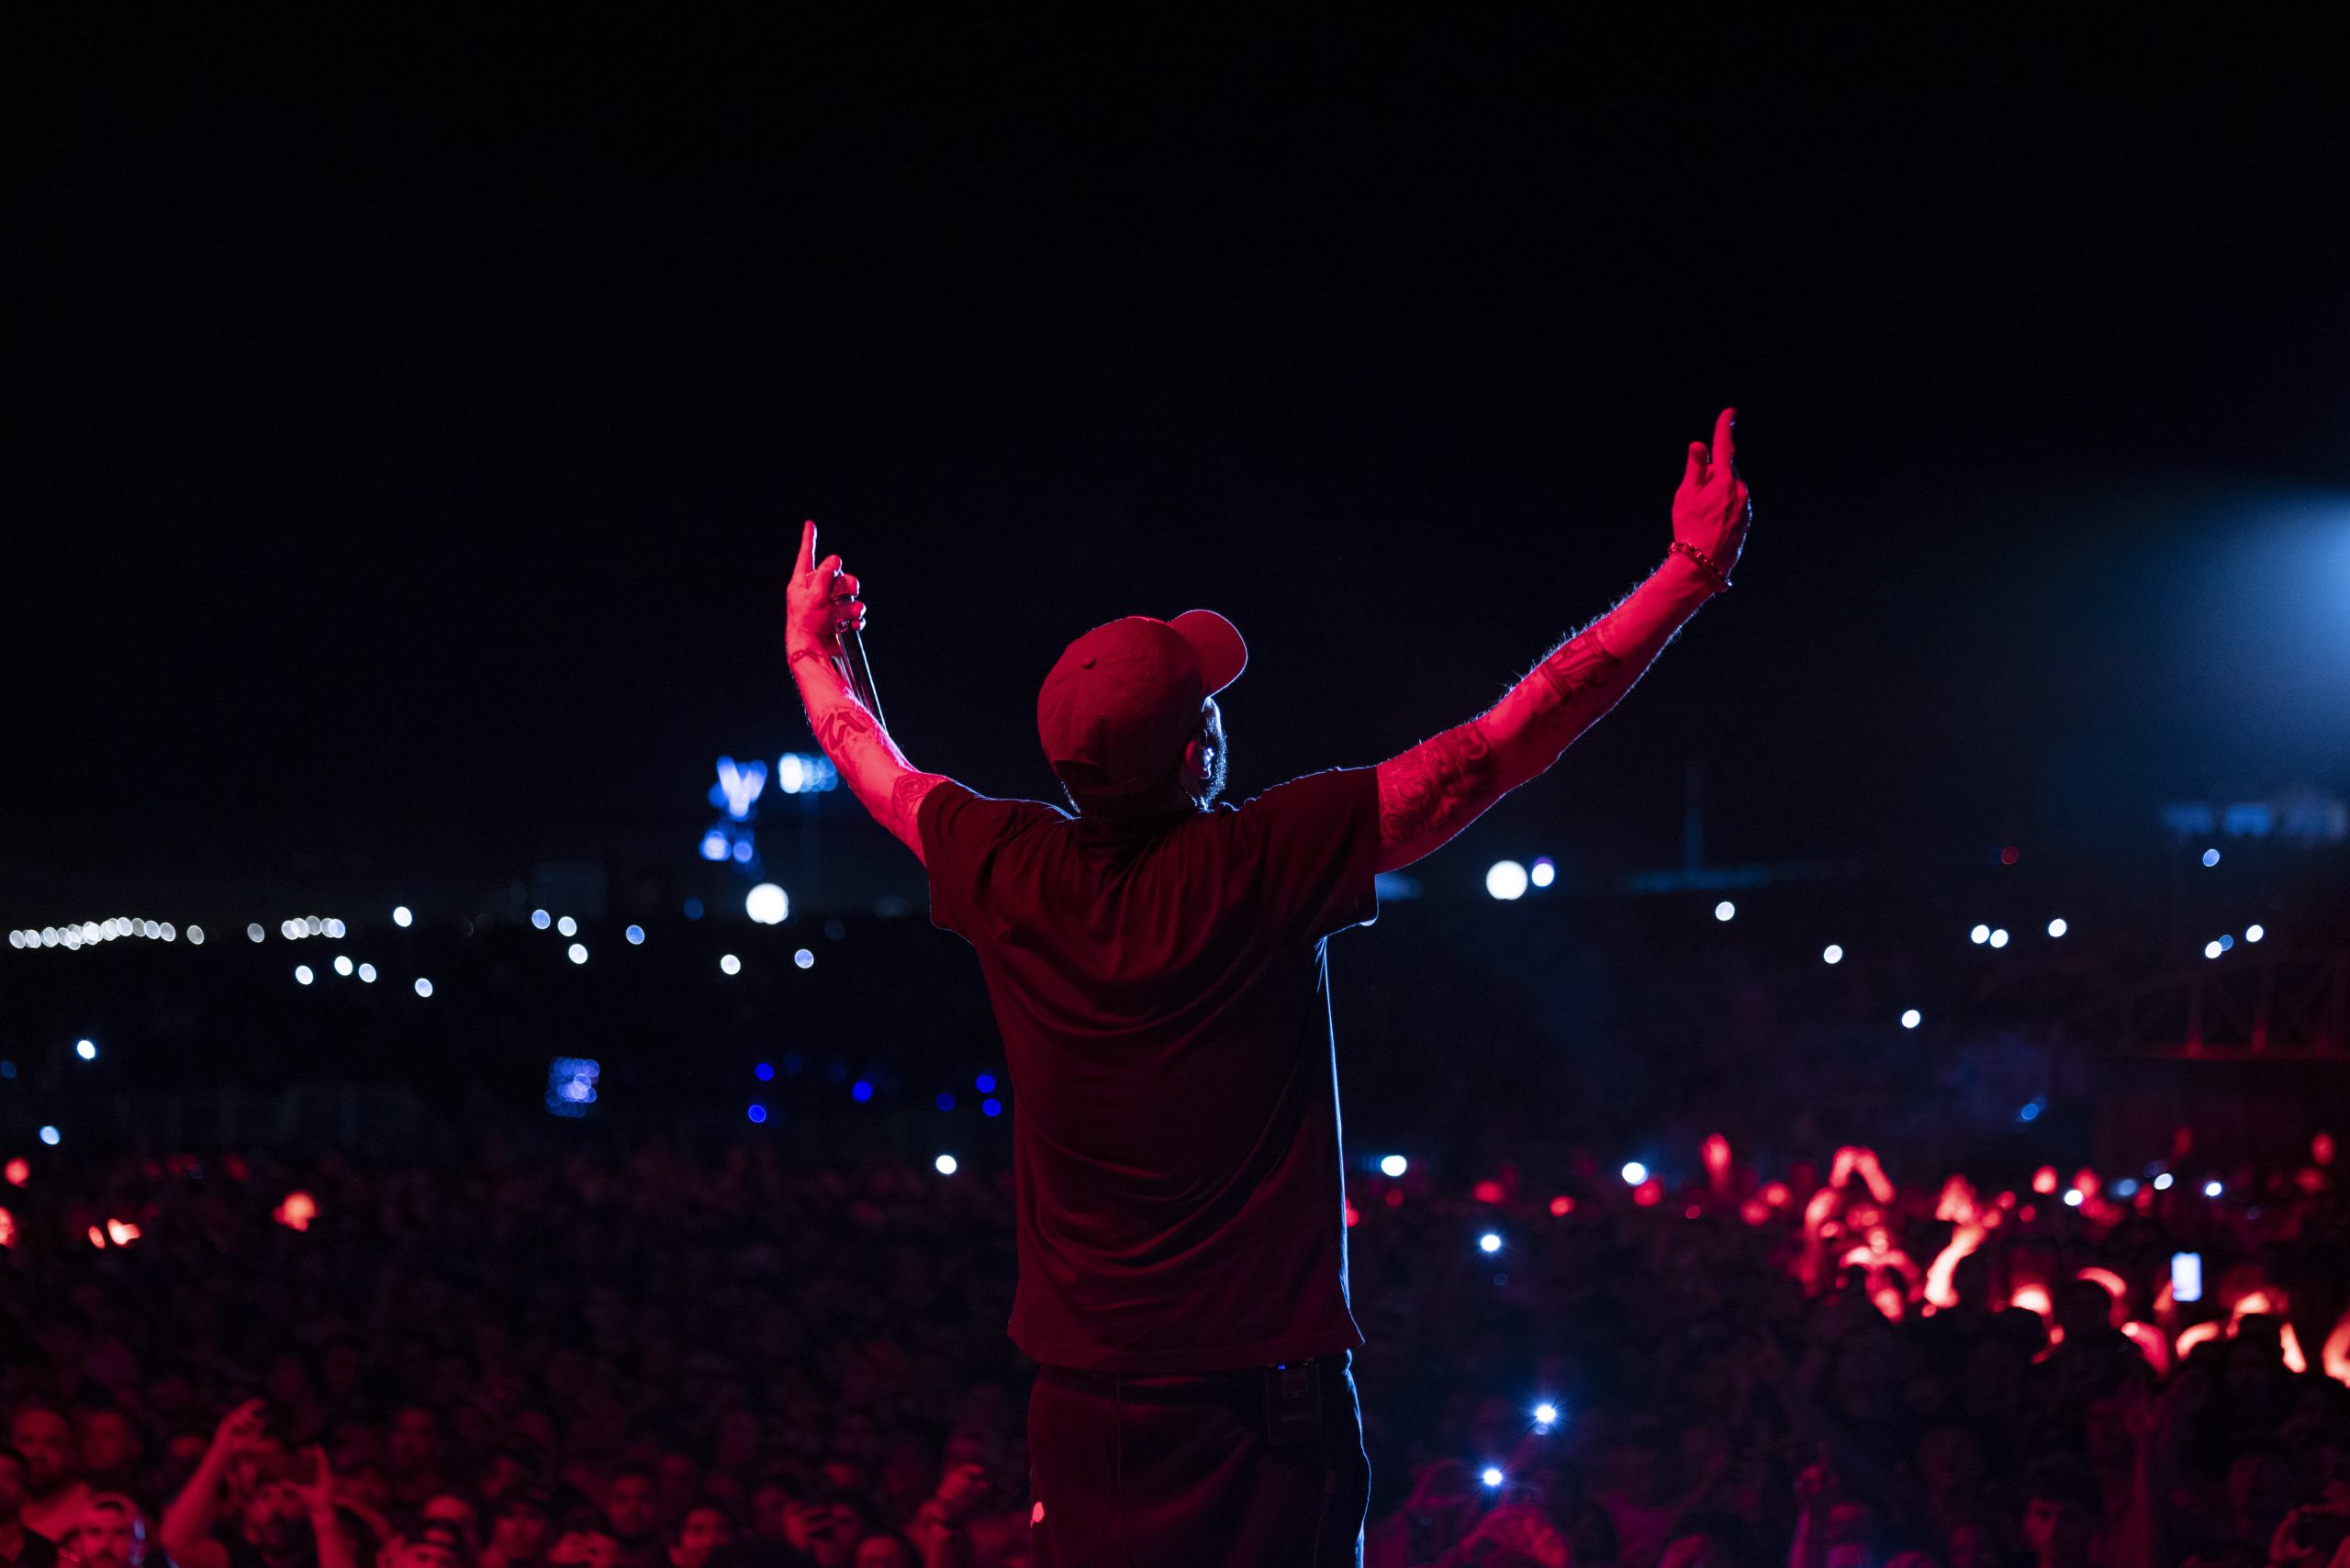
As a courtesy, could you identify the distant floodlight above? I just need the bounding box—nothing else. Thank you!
[1485,860,1528,901]
[1481,1466,1505,1489]
[248,924,265,943]
[746,883,789,924]
[793,947,814,969]
[2204,940,2222,959]
[1989,928,2009,948]
[393,906,412,928]
[567,943,588,965]
[39,1126,59,1147]
[720,954,742,976]
[1714,901,1735,922]
[1900,1009,1921,1029]
[1621,1161,1649,1185]
[1970,924,1989,945]
[1533,1402,1559,1428]
[1379,1154,1408,1178]
[413,977,433,997]
[2153,1172,2174,1191]
[2219,934,2234,951]
[531,910,550,930]
[2203,1179,2223,1198]
[556,915,577,937]
[1478,1232,1503,1254]
[74,1039,95,1061]
[186,924,202,945]
[1529,857,1556,889]
[332,955,352,977]
[2202,847,2220,867]
[2048,918,2067,938]
[295,965,314,986]
[2063,1189,2083,1207]
[2246,924,2266,943]
[323,918,344,938]
[1822,944,1843,965]
[357,963,376,982]
[699,830,730,862]
[934,1154,958,1176]
[625,924,645,945]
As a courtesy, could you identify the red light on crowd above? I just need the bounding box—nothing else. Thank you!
[1548,1195,1574,1217]
[1740,1198,1770,1226]
[2121,1321,2171,1376]
[2000,845,2019,865]
[2011,1283,2053,1321]
[3,1159,26,1188]
[2031,1166,2058,1195]
[274,1191,319,1232]
[86,1226,106,1249]
[0,1209,14,1248]
[1702,1134,1731,1178]
[1472,1180,1505,1204]
[1762,1182,1790,1209]
[1632,1178,1663,1207]
[2317,1133,2336,1167]
[1684,1204,1703,1219]
[1383,1188,1404,1208]
[106,1218,140,1246]
[1345,1204,1360,1228]
[2073,1169,2100,1201]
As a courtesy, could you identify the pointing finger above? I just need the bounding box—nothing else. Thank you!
[796,520,817,577]
[1711,408,1738,476]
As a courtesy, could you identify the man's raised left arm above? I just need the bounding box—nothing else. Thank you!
[785,520,948,862]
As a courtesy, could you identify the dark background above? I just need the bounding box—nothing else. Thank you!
[6,11,2348,903]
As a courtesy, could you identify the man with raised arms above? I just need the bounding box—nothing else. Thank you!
[784,409,1752,1567]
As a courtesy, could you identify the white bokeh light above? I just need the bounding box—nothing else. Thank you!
[1485,861,1528,901]
[746,883,789,925]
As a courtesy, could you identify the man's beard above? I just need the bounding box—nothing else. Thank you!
[1191,716,1228,808]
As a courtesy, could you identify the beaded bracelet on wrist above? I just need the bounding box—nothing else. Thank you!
[1670,539,1731,592]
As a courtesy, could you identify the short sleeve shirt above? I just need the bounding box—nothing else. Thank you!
[921,767,1382,1372]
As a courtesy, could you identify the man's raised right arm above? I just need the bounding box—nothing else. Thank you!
[1373,409,1751,874]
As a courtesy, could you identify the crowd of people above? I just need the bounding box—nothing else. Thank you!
[0,1126,2344,1568]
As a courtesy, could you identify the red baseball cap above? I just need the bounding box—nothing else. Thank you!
[1036,610,1247,794]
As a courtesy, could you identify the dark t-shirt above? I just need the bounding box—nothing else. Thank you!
[920,767,1382,1373]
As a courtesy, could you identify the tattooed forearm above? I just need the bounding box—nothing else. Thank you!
[788,635,935,862]
[890,771,935,823]
[1378,720,1499,844]
[1521,627,1626,746]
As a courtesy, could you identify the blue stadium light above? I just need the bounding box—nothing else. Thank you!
[976,1073,996,1092]
[747,1103,767,1125]
[794,948,814,969]
[74,1039,95,1061]
[1533,1402,1559,1428]
[712,756,768,821]
[755,1062,775,1081]
[2202,847,2221,867]
[39,1126,59,1146]
[699,831,730,862]
[2019,1101,2042,1122]
[776,753,840,795]
[730,838,755,865]
[532,909,551,929]
[413,977,433,997]
[982,1098,1002,1117]
[851,1081,874,1103]
[935,1092,955,1111]
[625,924,645,945]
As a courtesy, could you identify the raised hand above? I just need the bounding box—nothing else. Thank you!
[1672,407,1752,584]
[210,1398,267,1458]
[785,520,867,661]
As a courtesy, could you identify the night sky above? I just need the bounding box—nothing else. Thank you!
[7,13,2348,898]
